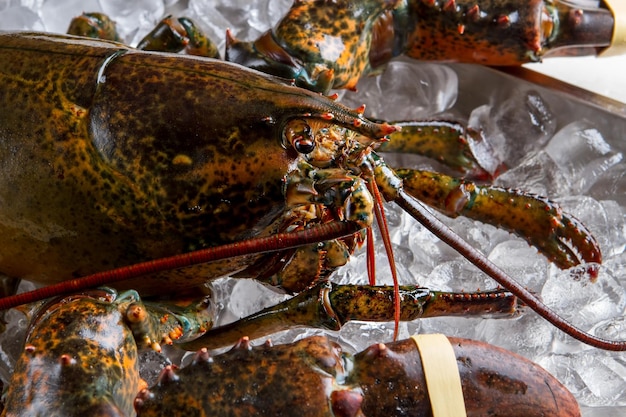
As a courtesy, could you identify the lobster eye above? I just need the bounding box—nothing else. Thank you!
[284,119,316,154]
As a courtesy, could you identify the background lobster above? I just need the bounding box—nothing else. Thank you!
[0,0,625,416]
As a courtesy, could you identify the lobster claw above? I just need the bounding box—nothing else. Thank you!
[226,30,338,93]
[545,1,615,58]
[532,208,601,278]
[394,168,602,278]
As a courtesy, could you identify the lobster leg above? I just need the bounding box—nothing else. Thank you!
[135,15,220,58]
[179,281,518,350]
[66,12,121,41]
[373,120,499,180]
[135,334,581,417]
[394,168,602,273]
[67,12,220,58]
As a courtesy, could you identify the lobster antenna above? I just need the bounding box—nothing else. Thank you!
[366,227,376,285]
[0,222,361,311]
[394,188,626,351]
[367,180,401,340]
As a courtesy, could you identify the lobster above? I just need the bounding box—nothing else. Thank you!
[0,0,624,414]
[0,30,616,348]
[1,291,580,417]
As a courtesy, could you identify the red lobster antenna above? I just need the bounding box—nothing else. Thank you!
[0,222,360,311]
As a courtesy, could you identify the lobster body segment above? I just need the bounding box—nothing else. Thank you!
[1,290,143,417]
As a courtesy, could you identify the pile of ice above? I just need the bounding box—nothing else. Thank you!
[1,0,625,415]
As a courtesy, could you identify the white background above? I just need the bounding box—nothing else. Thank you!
[527,54,626,104]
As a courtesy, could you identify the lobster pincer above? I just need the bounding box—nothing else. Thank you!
[395,168,602,276]
[135,334,581,417]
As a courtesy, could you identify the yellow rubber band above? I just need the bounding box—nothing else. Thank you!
[411,334,467,417]
[601,0,626,56]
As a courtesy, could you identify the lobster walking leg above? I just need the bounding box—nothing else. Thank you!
[66,12,121,41]
[68,12,220,58]
[179,281,518,350]
[134,335,581,417]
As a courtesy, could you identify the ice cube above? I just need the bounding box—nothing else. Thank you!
[466,104,505,177]
[541,266,626,331]
[573,353,626,405]
[339,59,458,120]
[557,196,626,259]
[492,89,557,164]
[465,90,556,173]
[488,239,549,292]
[474,313,556,357]
[589,164,626,207]
[545,122,623,194]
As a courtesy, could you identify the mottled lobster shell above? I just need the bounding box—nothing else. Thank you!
[135,335,580,417]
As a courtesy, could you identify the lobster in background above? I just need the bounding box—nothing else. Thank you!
[225,0,616,93]
[1,291,581,417]
[0,0,624,415]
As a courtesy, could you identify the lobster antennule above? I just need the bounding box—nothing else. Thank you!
[0,222,362,311]
[393,188,626,351]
